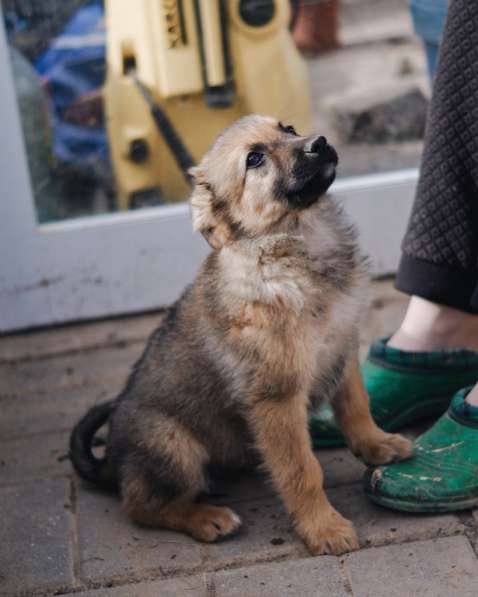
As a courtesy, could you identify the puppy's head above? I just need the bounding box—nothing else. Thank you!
[190,115,338,249]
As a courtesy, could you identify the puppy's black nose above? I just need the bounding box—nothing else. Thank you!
[305,135,328,154]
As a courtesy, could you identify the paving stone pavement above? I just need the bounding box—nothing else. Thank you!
[2,279,478,597]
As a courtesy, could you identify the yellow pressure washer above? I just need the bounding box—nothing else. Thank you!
[104,0,312,209]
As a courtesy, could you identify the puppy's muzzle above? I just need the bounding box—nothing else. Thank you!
[304,135,338,167]
[284,135,338,209]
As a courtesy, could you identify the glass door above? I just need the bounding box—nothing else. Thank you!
[0,0,419,332]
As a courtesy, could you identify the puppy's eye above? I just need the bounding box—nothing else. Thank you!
[246,152,264,169]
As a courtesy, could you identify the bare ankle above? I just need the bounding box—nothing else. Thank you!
[465,384,478,406]
[388,296,478,352]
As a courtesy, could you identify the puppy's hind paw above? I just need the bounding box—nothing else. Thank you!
[188,504,242,543]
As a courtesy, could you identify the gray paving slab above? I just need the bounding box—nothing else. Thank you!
[345,536,478,597]
[0,478,74,595]
[77,485,202,584]
[328,483,463,548]
[204,495,305,567]
[0,431,71,485]
[213,556,347,597]
[73,575,207,596]
[0,311,162,363]
[0,343,143,398]
[0,380,123,440]
[320,448,366,489]
[206,480,461,568]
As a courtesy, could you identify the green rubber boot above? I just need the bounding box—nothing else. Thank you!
[363,387,478,512]
[309,338,478,449]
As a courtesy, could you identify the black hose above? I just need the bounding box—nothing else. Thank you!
[133,77,196,185]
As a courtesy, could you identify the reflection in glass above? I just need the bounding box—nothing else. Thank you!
[3,0,427,224]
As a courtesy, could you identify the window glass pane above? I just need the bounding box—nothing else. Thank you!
[3,0,430,224]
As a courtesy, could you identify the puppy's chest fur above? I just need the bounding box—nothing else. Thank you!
[212,203,367,390]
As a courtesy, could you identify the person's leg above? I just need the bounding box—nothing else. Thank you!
[291,0,340,55]
[390,0,478,385]
[388,298,478,408]
[396,0,478,316]
[363,0,478,509]
[310,0,478,449]
[388,297,478,353]
[466,381,478,406]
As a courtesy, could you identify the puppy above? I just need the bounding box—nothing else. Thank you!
[70,115,412,555]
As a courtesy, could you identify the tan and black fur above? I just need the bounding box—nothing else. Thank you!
[70,115,412,555]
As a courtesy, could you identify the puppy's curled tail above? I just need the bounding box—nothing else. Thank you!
[69,401,116,488]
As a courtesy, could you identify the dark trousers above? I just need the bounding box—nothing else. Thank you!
[396,0,478,313]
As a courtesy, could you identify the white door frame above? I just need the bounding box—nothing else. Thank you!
[0,20,418,333]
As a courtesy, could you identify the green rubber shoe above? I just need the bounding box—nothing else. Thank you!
[309,338,478,449]
[363,387,478,512]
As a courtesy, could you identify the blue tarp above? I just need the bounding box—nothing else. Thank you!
[34,0,109,169]
[409,0,448,44]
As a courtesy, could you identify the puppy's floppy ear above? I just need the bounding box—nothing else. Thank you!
[190,168,236,250]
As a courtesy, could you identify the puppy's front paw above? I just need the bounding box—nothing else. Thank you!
[189,505,242,543]
[298,508,359,556]
[354,432,412,465]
